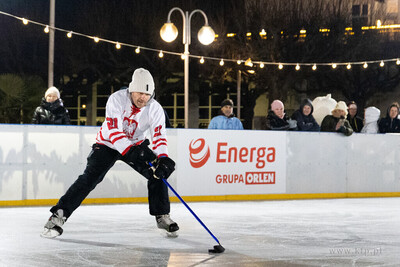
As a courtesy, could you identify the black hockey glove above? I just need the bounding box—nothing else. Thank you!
[133,161,154,180]
[125,139,157,164]
[154,157,175,180]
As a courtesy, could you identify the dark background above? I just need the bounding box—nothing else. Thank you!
[1,0,399,127]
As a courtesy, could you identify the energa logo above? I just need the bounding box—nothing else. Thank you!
[189,138,210,168]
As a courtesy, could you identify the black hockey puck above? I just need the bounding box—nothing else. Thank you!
[208,244,225,254]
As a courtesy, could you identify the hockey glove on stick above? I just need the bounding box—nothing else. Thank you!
[125,139,157,164]
[133,161,154,180]
[154,157,175,180]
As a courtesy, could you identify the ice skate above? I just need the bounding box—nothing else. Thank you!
[156,214,179,237]
[40,209,66,239]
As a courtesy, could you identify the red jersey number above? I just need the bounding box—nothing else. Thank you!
[107,118,118,130]
[154,125,162,138]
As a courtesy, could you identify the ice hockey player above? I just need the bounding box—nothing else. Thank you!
[41,68,178,238]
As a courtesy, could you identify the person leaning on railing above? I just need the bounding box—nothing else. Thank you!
[291,98,320,132]
[320,101,353,136]
[378,102,400,133]
[265,100,297,131]
[32,86,70,125]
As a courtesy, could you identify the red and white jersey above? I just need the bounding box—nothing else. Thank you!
[96,89,168,158]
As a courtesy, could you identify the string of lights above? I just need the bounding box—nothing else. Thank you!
[1,10,400,71]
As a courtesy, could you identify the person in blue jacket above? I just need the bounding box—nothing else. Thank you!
[208,99,244,130]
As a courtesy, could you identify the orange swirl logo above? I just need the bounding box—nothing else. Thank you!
[189,138,210,168]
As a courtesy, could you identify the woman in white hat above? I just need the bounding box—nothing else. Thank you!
[32,86,70,125]
[320,101,353,136]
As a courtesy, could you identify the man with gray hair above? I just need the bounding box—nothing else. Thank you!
[41,68,178,238]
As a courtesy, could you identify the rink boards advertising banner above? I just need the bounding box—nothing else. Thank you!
[177,130,286,196]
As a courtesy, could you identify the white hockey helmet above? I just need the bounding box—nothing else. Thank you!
[128,68,155,96]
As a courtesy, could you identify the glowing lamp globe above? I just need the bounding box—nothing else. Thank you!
[197,26,215,45]
[160,23,178,43]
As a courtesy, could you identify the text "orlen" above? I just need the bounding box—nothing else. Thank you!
[216,142,275,169]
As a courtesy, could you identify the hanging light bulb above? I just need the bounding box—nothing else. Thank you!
[237,60,242,65]
[219,59,224,66]
[158,51,164,58]
[67,31,73,38]
[278,64,283,69]
[295,64,300,71]
[22,18,28,25]
[181,54,186,60]
[380,61,384,67]
[396,59,400,65]
[347,63,351,69]
[93,37,100,43]
[260,63,265,68]
[115,42,121,49]
[245,58,253,67]
[44,25,50,33]
[200,57,205,64]
[363,62,368,68]
[259,29,267,38]
[312,64,317,71]
[135,47,140,54]
[332,63,337,69]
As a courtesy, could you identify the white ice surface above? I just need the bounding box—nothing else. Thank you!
[1,198,400,266]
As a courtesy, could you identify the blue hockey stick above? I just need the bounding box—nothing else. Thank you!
[149,161,225,253]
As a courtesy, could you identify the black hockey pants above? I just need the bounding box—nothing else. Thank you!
[50,144,170,218]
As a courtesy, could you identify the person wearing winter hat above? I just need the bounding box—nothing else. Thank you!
[320,101,353,136]
[32,86,70,125]
[361,106,381,134]
[378,102,400,133]
[347,101,364,133]
[208,99,243,129]
[265,99,297,130]
[41,68,179,239]
[291,98,320,131]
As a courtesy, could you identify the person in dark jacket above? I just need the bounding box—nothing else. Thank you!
[291,99,320,131]
[347,101,364,133]
[378,102,400,133]
[321,101,353,136]
[265,100,297,130]
[32,87,70,125]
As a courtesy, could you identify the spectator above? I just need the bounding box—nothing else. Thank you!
[32,86,70,125]
[378,102,400,133]
[361,107,380,134]
[291,98,320,131]
[347,101,364,132]
[321,101,353,136]
[208,99,243,130]
[312,94,337,126]
[265,100,297,131]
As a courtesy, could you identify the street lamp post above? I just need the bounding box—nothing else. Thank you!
[160,7,215,128]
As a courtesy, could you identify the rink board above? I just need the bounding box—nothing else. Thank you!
[0,125,400,205]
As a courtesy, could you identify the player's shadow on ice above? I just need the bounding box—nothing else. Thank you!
[55,238,221,266]
[56,238,126,248]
